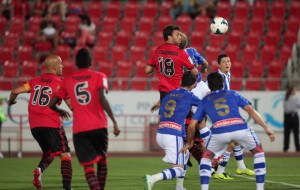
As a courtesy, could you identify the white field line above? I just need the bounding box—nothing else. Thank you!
[233,175,300,188]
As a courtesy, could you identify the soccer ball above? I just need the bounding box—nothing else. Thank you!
[210,17,229,34]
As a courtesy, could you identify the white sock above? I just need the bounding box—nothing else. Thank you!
[176,177,184,189]
[150,173,163,184]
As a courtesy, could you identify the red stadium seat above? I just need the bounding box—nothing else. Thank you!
[241,44,258,61]
[23,31,35,46]
[138,17,155,33]
[230,18,247,35]
[263,32,280,47]
[143,1,158,17]
[110,80,129,90]
[64,15,80,33]
[248,59,265,77]
[68,1,86,15]
[208,33,225,48]
[152,31,165,47]
[245,80,262,90]
[224,44,239,63]
[264,80,281,91]
[267,17,284,36]
[133,31,150,47]
[252,1,268,20]
[227,31,243,48]
[289,1,300,18]
[106,1,122,18]
[4,32,20,48]
[270,1,286,19]
[230,79,243,90]
[3,60,19,78]
[96,31,113,47]
[189,30,206,48]
[124,1,141,18]
[92,45,109,62]
[119,17,137,33]
[98,60,115,77]
[156,15,173,32]
[21,60,38,77]
[0,80,14,90]
[131,78,148,90]
[0,15,7,35]
[129,45,146,63]
[115,61,133,78]
[135,60,148,78]
[62,60,75,77]
[260,45,276,64]
[205,46,222,62]
[279,45,292,62]
[216,1,231,19]
[267,60,284,77]
[115,30,132,47]
[194,15,210,33]
[88,1,103,20]
[245,33,261,48]
[234,1,250,19]
[9,16,25,33]
[55,44,71,61]
[101,16,118,32]
[176,14,192,34]
[110,45,127,62]
[149,79,160,90]
[28,15,43,33]
[230,61,245,78]
[160,1,172,16]
[0,46,14,63]
[18,45,33,63]
[285,17,300,34]
[248,18,264,36]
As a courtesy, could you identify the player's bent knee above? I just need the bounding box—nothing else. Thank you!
[202,150,214,159]
[60,152,71,159]
[251,145,264,154]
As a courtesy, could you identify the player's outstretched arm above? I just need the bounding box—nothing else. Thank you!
[150,100,160,113]
[49,95,71,120]
[244,105,275,142]
[98,88,120,137]
[145,65,155,74]
[7,85,28,106]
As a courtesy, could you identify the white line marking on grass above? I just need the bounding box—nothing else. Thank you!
[233,175,300,188]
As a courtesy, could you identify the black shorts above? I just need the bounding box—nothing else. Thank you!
[31,126,70,157]
[73,128,108,166]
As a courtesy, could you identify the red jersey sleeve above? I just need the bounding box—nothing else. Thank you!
[55,80,68,99]
[97,72,109,92]
[148,49,158,67]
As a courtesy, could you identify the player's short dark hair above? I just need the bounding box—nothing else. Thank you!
[181,71,197,87]
[217,54,229,65]
[207,72,224,91]
[163,25,181,41]
[76,48,92,68]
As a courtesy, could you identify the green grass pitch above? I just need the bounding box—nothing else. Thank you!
[0,156,299,190]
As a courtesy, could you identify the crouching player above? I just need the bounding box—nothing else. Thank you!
[181,72,275,190]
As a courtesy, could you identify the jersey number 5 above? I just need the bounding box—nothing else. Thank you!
[159,57,175,76]
[214,98,230,116]
[75,82,91,105]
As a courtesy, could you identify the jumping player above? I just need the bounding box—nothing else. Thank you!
[181,72,275,190]
[7,55,73,190]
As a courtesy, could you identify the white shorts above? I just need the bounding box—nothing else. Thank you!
[207,128,261,156]
[156,133,189,165]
